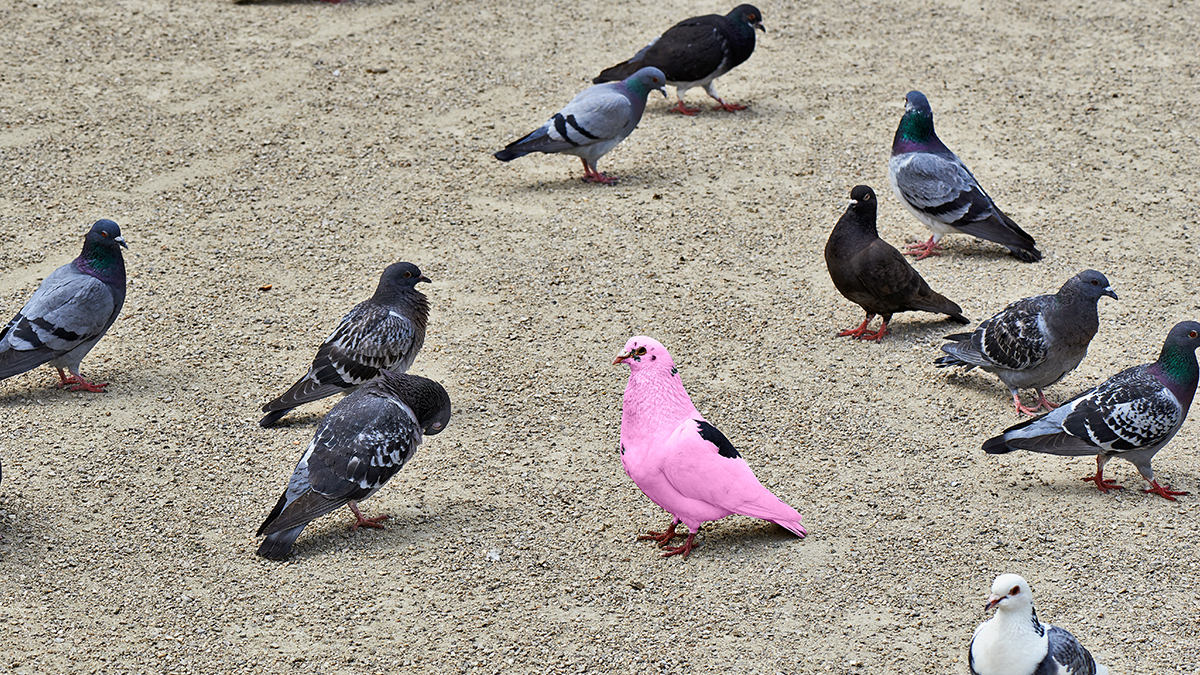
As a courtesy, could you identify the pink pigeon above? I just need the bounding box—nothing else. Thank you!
[612,336,807,558]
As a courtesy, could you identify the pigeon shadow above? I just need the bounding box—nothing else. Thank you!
[690,521,804,559]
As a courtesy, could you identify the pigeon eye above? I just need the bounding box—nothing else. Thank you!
[1190,330,1198,339]
[1010,586,1021,595]
[101,231,109,238]
[404,271,412,278]
[634,346,647,356]
[1091,279,1098,285]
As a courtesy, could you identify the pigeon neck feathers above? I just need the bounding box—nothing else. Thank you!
[620,358,699,446]
[1150,322,1200,409]
[373,372,452,434]
[892,95,951,156]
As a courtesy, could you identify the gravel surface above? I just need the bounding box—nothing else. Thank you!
[1,0,1199,673]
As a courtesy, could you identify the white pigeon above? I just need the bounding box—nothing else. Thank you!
[969,574,1108,675]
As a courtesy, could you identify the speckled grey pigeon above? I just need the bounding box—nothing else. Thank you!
[0,219,128,392]
[983,321,1200,500]
[825,185,969,341]
[970,574,1108,675]
[494,67,666,184]
[889,91,1042,262]
[937,270,1117,415]
[593,5,764,115]
[259,262,430,428]
[256,371,451,560]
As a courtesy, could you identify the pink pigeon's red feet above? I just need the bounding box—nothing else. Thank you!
[348,502,389,531]
[660,532,698,558]
[55,368,109,393]
[668,101,701,116]
[904,237,944,260]
[1143,480,1189,501]
[712,100,747,112]
[637,521,683,547]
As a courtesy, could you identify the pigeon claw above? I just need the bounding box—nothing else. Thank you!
[637,520,683,547]
[1080,472,1124,493]
[904,237,944,260]
[1012,393,1048,417]
[1143,480,1189,501]
[347,502,390,531]
[580,160,618,184]
[668,101,701,116]
[660,532,699,559]
[55,368,109,393]
[712,100,748,112]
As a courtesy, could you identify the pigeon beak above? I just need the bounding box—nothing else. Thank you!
[657,86,667,98]
[612,351,632,366]
[419,275,432,284]
[1104,286,1118,300]
[115,235,128,249]
[754,21,765,32]
[984,594,1003,612]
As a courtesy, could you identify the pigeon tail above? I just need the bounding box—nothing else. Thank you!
[981,435,1016,454]
[493,147,529,162]
[259,408,292,428]
[594,61,643,84]
[256,526,305,560]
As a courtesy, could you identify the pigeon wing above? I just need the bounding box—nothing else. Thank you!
[0,270,116,379]
[262,301,421,412]
[970,297,1050,371]
[1045,625,1102,675]
[643,21,729,82]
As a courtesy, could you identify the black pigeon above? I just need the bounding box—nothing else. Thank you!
[825,185,969,341]
[936,270,1117,415]
[0,219,128,392]
[256,371,452,560]
[889,91,1042,262]
[260,262,430,427]
[594,4,765,115]
[983,321,1200,500]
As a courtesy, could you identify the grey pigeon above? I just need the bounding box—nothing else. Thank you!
[936,270,1117,415]
[593,5,764,115]
[494,67,666,184]
[256,371,451,560]
[0,219,128,392]
[825,185,969,341]
[260,262,430,428]
[970,574,1108,675]
[889,91,1042,262]
[983,321,1200,500]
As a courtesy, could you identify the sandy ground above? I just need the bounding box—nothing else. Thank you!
[1,0,1199,672]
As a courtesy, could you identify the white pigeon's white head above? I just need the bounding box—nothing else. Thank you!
[612,336,677,373]
[986,574,1034,613]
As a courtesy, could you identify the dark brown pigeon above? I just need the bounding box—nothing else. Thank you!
[825,185,969,341]
[593,5,764,115]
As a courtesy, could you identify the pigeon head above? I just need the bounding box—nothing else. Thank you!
[76,219,128,284]
[984,573,1033,613]
[730,4,766,32]
[893,90,943,153]
[86,219,128,251]
[624,67,668,99]
[380,261,431,288]
[612,336,676,372]
[376,371,452,436]
[1154,321,1200,392]
[848,185,877,215]
[1063,269,1118,301]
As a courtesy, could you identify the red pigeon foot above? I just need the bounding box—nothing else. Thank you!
[348,502,390,531]
[1080,470,1123,493]
[713,100,747,112]
[660,533,699,558]
[903,237,944,259]
[668,101,700,115]
[1143,480,1188,501]
[638,520,683,547]
[56,369,108,393]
